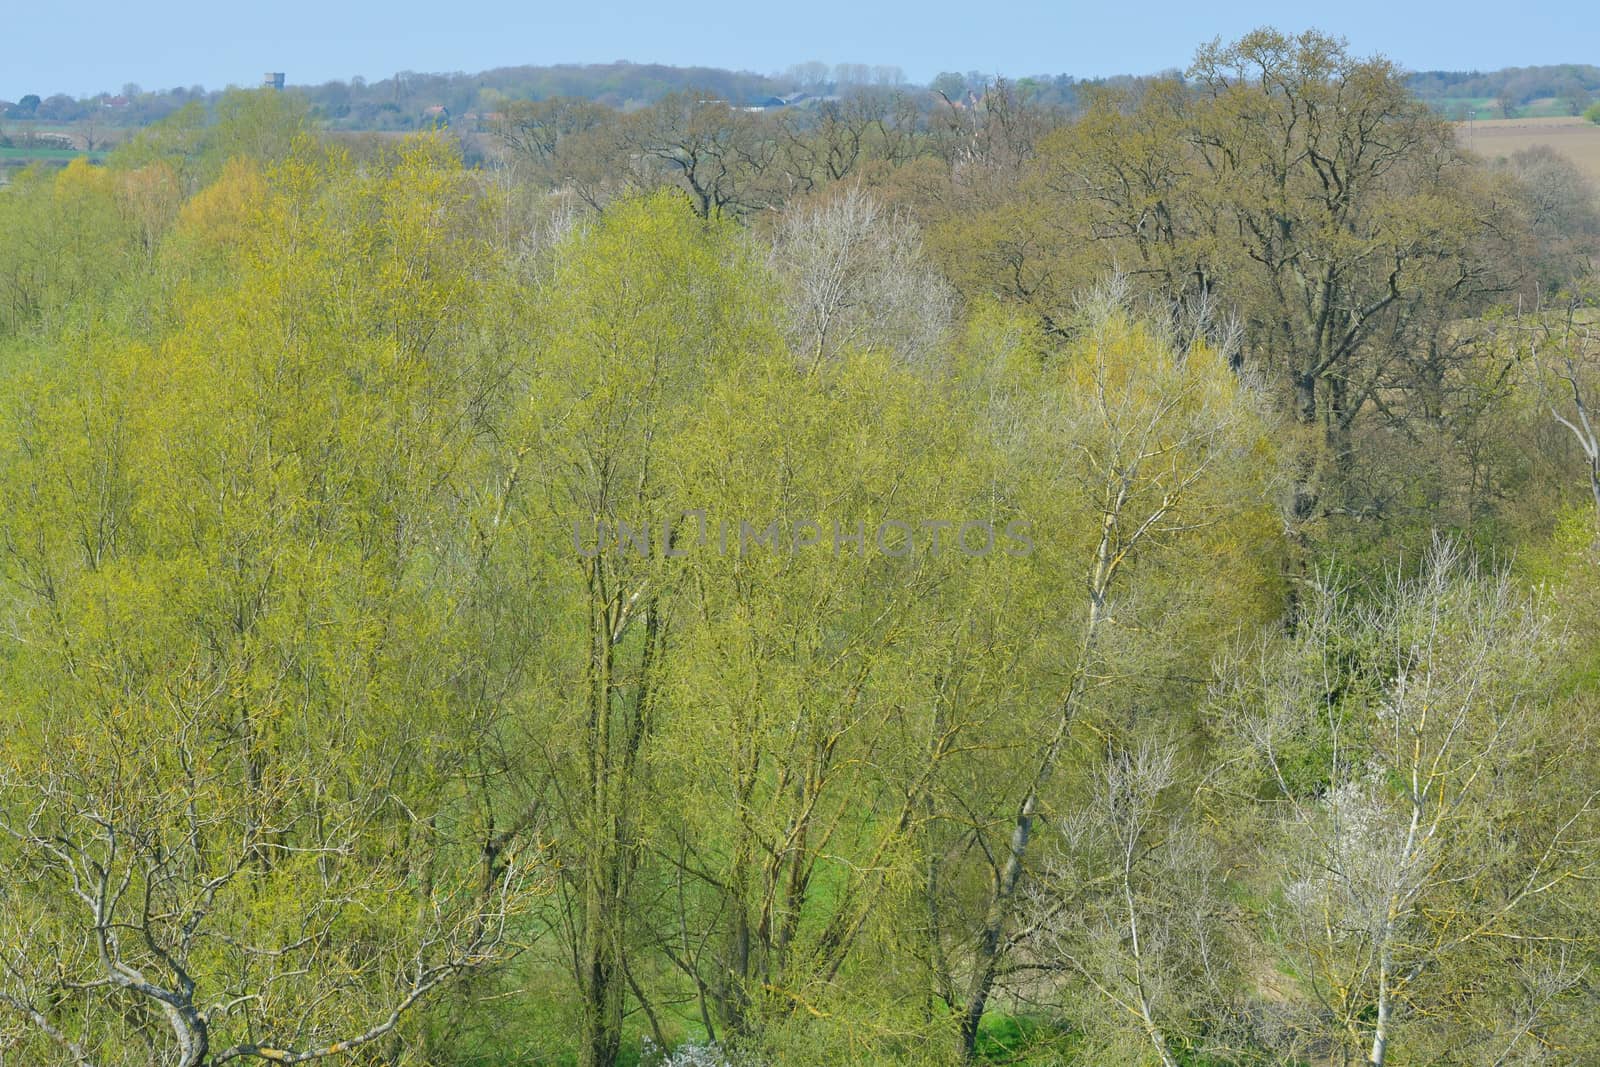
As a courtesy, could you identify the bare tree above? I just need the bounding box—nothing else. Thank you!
[777,88,925,193]
[1229,540,1598,1066]
[767,185,954,369]
[1495,297,1600,533]
[1025,743,1243,1067]
[0,724,543,1066]
[1543,321,1600,530]
[623,94,781,218]
[489,97,640,211]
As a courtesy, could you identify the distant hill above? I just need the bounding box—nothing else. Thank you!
[2,61,1095,136]
[3,62,855,132]
[5,58,1599,139]
[300,62,801,130]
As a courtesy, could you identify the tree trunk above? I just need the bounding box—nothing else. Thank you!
[958,595,1104,1059]
[1369,951,1392,1067]
[578,568,626,1067]
[578,902,625,1067]
[1289,368,1321,524]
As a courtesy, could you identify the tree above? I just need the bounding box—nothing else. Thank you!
[36,93,87,122]
[621,93,781,218]
[200,89,311,182]
[512,192,786,1067]
[1495,146,1600,294]
[490,95,617,203]
[638,328,985,1055]
[1221,540,1599,1065]
[783,61,831,92]
[1517,300,1600,533]
[931,73,969,102]
[949,285,1282,1057]
[1025,31,1529,530]
[1025,744,1244,1066]
[0,157,144,339]
[767,185,954,368]
[107,92,309,196]
[0,137,547,1066]
[775,88,924,193]
[7,36,1600,1067]
[926,77,1055,175]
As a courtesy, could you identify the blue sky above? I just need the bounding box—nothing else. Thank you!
[3,0,1596,101]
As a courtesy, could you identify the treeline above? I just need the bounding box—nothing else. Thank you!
[1408,63,1600,113]
[0,62,1089,137]
[302,62,796,130]
[0,63,795,133]
[2,26,1600,1067]
[17,52,1600,143]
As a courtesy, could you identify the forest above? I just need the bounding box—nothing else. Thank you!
[2,25,1600,1067]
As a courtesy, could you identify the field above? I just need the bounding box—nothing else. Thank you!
[0,146,107,161]
[1435,95,1583,120]
[0,146,108,184]
[1455,116,1600,181]
[0,118,118,177]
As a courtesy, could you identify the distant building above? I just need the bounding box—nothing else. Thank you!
[263,73,286,91]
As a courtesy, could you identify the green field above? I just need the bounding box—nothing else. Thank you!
[0,146,107,164]
[1435,95,1585,120]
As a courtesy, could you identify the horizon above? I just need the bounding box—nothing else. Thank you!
[4,0,1598,103]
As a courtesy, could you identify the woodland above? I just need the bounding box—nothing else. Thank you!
[2,26,1600,1067]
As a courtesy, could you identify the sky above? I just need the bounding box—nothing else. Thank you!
[3,0,1597,101]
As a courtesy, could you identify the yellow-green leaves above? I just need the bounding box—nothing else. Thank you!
[0,137,543,1066]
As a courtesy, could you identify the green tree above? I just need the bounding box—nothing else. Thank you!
[511,191,787,1066]
[946,288,1284,1058]
[0,137,546,1066]
[0,158,145,340]
[1007,31,1532,535]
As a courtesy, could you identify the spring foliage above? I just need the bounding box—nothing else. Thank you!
[2,35,1599,1065]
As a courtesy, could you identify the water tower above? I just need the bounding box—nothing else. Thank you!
[263,73,286,91]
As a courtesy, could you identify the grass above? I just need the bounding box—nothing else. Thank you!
[1435,95,1587,121]
[975,1014,1080,1064]
[0,118,131,154]
[0,146,107,162]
